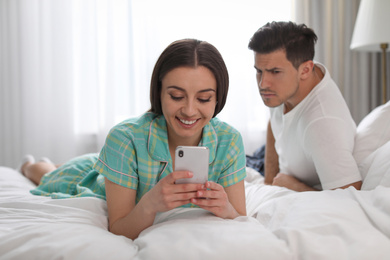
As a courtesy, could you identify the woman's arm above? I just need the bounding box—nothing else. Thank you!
[224,180,246,216]
[105,178,154,240]
[105,171,204,240]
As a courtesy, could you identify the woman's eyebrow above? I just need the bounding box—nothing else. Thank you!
[167,86,184,91]
[167,86,216,93]
[198,88,216,93]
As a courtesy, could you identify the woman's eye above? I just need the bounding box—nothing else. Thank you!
[198,98,211,103]
[170,95,183,101]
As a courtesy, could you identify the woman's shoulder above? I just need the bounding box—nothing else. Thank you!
[209,117,242,140]
[208,118,245,170]
[108,112,159,139]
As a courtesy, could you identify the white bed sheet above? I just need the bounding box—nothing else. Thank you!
[0,166,389,260]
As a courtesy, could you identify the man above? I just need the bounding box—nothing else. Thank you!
[248,21,362,191]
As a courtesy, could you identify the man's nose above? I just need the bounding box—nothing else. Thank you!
[258,73,269,89]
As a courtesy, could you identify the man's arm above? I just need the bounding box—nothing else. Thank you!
[272,173,362,191]
[338,181,362,190]
[264,121,279,185]
[272,173,318,191]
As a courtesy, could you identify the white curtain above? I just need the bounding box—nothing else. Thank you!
[0,0,292,168]
[1,0,79,167]
[292,0,387,123]
[0,0,135,167]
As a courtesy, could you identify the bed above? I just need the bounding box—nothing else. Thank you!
[1,102,390,260]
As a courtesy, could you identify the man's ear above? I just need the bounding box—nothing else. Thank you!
[298,60,314,80]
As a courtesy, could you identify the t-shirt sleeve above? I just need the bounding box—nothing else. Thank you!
[218,133,247,187]
[93,126,138,190]
[304,117,362,190]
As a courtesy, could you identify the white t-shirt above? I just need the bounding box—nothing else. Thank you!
[270,63,362,190]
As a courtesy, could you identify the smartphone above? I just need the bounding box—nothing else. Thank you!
[174,146,209,184]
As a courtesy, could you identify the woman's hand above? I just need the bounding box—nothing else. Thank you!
[190,181,243,219]
[105,171,204,240]
[141,170,204,214]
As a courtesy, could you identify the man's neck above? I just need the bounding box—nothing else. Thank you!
[284,65,324,114]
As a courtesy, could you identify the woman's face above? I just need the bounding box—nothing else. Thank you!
[160,66,217,147]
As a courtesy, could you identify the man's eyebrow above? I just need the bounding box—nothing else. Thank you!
[254,66,281,72]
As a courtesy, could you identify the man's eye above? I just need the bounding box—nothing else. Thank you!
[170,95,183,101]
[271,70,281,74]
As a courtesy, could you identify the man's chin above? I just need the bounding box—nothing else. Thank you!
[262,99,282,108]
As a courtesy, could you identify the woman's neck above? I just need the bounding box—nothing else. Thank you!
[167,131,202,161]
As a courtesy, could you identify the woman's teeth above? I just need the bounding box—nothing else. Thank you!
[180,119,197,125]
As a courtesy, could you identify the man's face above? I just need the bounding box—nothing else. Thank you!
[254,49,301,110]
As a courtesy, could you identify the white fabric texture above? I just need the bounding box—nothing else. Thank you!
[360,140,390,190]
[353,100,390,164]
[270,63,361,190]
[1,166,390,259]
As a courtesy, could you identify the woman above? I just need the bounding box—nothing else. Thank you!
[22,39,247,239]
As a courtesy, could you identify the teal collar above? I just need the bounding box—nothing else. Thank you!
[148,115,217,164]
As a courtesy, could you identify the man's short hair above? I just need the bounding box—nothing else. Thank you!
[248,21,318,69]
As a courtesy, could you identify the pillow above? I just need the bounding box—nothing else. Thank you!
[353,100,390,165]
[361,140,390,190]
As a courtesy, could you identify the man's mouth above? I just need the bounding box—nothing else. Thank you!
[260,91,276,98]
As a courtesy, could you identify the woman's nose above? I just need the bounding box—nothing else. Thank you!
[181,100,197,116]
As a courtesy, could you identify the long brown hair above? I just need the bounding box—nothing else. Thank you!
[149,39,229,117]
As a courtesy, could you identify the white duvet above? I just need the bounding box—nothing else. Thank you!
[1,160,390,259]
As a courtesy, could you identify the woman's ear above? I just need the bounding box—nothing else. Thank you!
[298,60,314,80]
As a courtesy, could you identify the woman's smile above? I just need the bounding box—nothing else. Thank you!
[177,117,199,128]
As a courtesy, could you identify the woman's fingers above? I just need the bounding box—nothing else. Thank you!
[190,182,235,218]
[164,171,205,192]
[151,171,207,211]
[195,181,224,199]
[166,170,193,184]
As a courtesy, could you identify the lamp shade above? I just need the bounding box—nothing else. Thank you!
[350,0,390,52]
